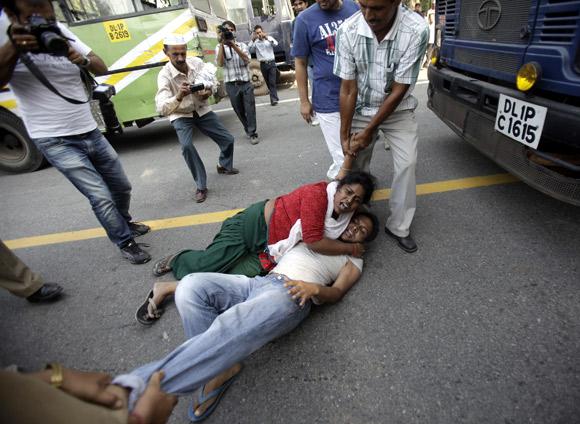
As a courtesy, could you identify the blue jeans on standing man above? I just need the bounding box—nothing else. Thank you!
[33,128,133,247]
[225,81,257,137]
[113,272,311,408]
[172,111,235,191]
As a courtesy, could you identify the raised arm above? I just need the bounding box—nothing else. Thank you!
[284,259,362,306]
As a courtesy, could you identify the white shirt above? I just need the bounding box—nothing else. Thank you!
[273,243,363,288]
[248,36,278,62]
[155,56,216,122]
[8,23,96,138]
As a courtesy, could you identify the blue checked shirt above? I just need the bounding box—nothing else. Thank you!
[334,6,428,116]
[215,42,251,83]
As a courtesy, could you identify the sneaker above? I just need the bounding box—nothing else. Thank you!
[128,221,150,238]
[310,115,320,127]
[26,283,64,303]
[120,240,151,264]
[250,134,260,145]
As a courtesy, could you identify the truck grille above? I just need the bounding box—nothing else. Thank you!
[536,0,580,45]
[457,0,530,43]
[454,47,520,74]
[438,0,458,37]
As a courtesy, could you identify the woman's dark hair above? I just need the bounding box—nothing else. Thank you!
[253,24,263,31]
[222,20,236,30]
[337,171,375,204]
[354,210,380,242]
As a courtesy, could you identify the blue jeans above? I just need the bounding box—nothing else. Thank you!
[113,273,311,408]
[33,128,133,247]
[172,111,235,191]
[225,81,257,137]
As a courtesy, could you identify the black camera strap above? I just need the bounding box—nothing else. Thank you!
[18,52,94,104]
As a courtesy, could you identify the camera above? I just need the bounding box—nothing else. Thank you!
[92,83,116,101]
[27,14,69,57]
[217,25,235,41]
[189,83,205,93]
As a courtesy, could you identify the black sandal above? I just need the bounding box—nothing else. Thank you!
[135,290,164,325]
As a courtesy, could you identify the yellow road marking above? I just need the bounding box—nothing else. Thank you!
[5,173,519,250]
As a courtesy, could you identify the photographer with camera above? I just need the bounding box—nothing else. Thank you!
[0,0,151,265]
[215,20,260,145]
[156,34,238,204]
[248,25,279,106]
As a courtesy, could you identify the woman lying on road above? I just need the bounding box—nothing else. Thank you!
[136,172,375,325]
[116,210,378,422]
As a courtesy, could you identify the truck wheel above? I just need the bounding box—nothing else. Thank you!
[0,108,46,173]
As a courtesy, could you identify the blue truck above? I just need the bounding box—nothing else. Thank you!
[427,0,580,205]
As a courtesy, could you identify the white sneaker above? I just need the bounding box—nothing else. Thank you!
[310,114,320,127]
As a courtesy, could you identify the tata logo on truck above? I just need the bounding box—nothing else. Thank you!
[477,0,502,31]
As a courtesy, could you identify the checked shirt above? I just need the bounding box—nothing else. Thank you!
[334,6,428,116]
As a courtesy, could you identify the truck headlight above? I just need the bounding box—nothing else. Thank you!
[516,62,542,92]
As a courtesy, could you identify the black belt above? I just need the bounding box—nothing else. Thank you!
[226,80,249,86]
[260,60,275,64]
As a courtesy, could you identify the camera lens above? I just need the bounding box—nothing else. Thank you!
[41,31,69,56]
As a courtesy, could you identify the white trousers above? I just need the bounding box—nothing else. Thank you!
[317,111,344,180]
[350,110,418,237]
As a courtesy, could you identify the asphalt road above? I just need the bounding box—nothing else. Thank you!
[1,73,579,424]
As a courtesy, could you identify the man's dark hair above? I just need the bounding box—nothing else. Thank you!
[222,20,236,30]
[253,25,263,31]
[354,210,380,242]
[337,171,375,205]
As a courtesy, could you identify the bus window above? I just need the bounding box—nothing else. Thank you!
[190,0,211,14]
[209,0,228,19]
[226,0,249,25]
[252,0,275,17]
[57,0,186,23]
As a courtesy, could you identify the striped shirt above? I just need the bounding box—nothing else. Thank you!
[334,6,428,116]
[215,42,251,83]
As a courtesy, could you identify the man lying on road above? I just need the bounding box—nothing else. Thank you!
[115,210,378,422]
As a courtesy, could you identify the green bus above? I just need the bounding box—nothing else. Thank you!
[0,0,294,173]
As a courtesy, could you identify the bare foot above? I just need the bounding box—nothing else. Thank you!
[151,281,178,308]
[193,363,242,417]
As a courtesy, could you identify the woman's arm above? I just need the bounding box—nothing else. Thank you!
[306,237,364,258]
[284,259,362,306]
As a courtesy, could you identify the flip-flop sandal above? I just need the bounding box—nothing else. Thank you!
[152,251,183,277]
[187,371,241,422]
[135,290,164,326]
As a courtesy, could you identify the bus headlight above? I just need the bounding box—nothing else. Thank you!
[516,62,542,92]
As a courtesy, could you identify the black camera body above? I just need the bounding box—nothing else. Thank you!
[217,25,235,41]
[189,83,206,93]
[27,14,69,57]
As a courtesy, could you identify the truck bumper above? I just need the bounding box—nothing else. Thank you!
[427,66,580,206]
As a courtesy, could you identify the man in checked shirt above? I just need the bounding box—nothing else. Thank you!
[334,0,428,253]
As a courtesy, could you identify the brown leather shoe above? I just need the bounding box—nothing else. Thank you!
[195,189,208,203]
[216,165,239,175]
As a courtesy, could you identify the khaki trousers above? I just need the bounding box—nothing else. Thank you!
[0,371,128,424]
[350,110,418,237]
[0,239,43,298]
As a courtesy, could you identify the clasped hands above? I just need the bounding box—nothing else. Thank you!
[342,129,373,158]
